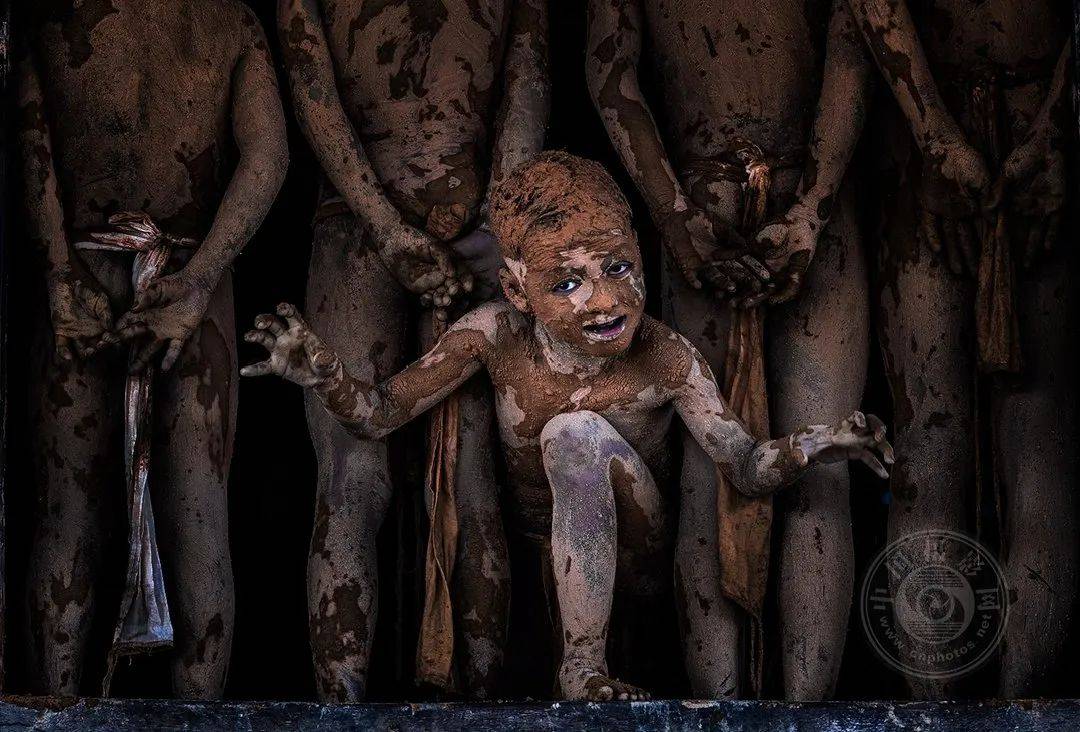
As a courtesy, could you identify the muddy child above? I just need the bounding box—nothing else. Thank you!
[241,152,893,701]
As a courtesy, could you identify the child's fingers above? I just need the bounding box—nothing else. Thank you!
[255,313,286,336]
[865,413,888,441]
[244,329,275,351]
[240,360,273,378]
[844,410,866,430]
[857,450,890,479]
[276,302,307,331]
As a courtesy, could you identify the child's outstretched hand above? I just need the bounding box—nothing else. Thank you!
[790,411,895,479]
[240,303,340,388]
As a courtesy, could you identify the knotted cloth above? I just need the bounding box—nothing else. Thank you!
[682,140,801,696]
[970,78,1022,375]
[74,212,195,694]
[415,203,466,692]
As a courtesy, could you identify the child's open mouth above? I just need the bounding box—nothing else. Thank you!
[583,315,627,341]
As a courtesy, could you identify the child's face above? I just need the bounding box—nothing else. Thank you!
[515,225,645,357]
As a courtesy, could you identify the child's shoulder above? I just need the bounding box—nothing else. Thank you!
[631,316,709,389]
[449,299,529,347]
[635,315,698,356]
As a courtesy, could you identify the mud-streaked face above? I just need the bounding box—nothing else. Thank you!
[516,226,645,357]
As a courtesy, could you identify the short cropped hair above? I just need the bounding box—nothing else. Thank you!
[488,151,633,262]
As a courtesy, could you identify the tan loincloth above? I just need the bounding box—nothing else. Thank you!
[73,212,197,695]
[414,203,471,692]
[681,140,802,696]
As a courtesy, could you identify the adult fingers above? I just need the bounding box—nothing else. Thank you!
[740,254,771,283]
[956,219,978,275]
[767,273,802,305]
[55,335,75,362]
[680,259,703,290]
[129,338,164,374]
[919,208,943,259]
[411,268,446,295]
[739,289,772,309]
[160,339,185,371]
[429,242,457,278]
[112,321,151,344]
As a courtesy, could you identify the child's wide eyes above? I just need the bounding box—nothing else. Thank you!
[606,261,633,277]
[551,278,581,295]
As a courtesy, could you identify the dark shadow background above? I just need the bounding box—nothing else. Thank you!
[2,0,1076,703]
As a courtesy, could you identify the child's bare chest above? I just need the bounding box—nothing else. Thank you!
[489,353,675,452]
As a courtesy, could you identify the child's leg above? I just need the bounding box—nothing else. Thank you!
[541,410,658,701]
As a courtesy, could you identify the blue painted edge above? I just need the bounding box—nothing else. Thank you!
[3,697,1080,731]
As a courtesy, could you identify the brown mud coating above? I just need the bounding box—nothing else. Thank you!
[277,0,548,701]
[242,152,893,701]
[586,0,874,701]
[16,0,288,698]
[848,0,1077,700]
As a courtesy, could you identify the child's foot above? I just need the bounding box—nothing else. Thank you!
[560,660,651,701]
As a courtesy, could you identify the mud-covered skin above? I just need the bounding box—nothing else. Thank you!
[850,0,1077,699]
[587,0,873,700]
[277,0,547,700]
[243,153,893,701]
[16,0,287,698]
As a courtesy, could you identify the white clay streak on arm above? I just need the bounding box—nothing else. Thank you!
[845,0,960,148]
[311,304,497,439]
[584,0,690,226]
[485,0,550,215]
[672,340,807,496]
[277,0,404,235]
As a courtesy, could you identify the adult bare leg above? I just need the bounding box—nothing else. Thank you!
[152,275,238,699]
[542,410,658,701]
[665,238,743,699]
[996,247,1078,697]
[24,257,127,695]
[451,375,510,699]
[303,216,408,702]
[768,190,868,701]
[878,181,973,699]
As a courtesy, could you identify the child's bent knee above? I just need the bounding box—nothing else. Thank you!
[540,410,611,445]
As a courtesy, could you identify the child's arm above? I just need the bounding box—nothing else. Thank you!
[241,302,493,439]
[671,337,893,496]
